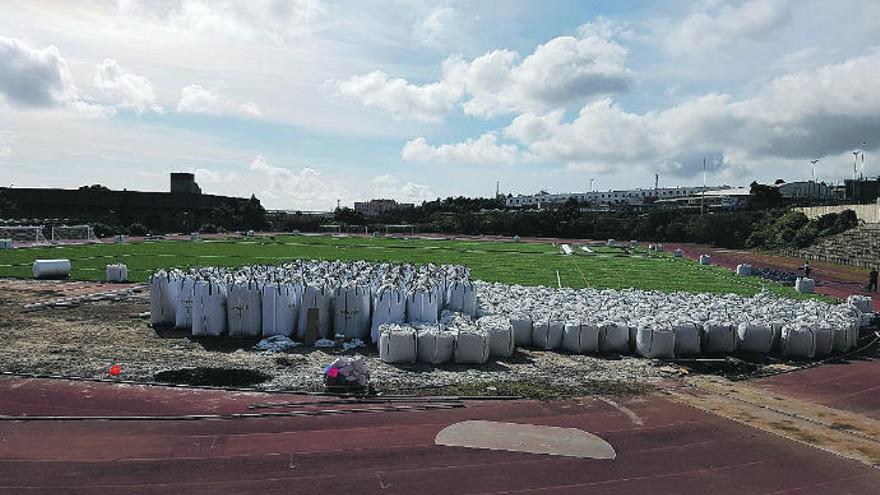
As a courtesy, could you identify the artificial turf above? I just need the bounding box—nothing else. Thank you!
[0,235,821,299]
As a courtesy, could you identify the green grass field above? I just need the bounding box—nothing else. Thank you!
[0,235,820,299]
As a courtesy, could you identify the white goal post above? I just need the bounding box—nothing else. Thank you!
[51,224,98,243]
[319,224,342,235]
[384,224,416,236]
[0,225,48,244]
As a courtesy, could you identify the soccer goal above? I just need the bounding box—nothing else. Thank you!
[319,224,342,235]
[384,224,416,237]
[51,224,98,243]
[0,225,48,244]
[344,224,368,235]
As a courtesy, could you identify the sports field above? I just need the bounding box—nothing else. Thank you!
[0,235,819,298]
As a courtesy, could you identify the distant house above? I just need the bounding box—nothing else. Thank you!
[353,199,415,216]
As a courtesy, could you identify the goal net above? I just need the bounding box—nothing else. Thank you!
[384,224,416,237]
[51,224,98,243]
[0,225,48,244]
[319,224,342,235]
[344,224,368,235]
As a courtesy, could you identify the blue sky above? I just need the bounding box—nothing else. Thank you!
[0,0,879,209]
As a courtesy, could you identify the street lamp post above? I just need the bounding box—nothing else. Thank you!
[810,159,819,205]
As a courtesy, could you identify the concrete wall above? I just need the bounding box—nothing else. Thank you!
[795,200,880,224]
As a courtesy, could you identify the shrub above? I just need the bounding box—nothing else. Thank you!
[129,223,149,236]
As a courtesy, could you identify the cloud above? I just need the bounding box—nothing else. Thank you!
[0,36,80,109]
[93,59,162,114]
[402,132,520,165]
[413,6,458,44]
[177,82,262,116]
[666,0,792,55]
[370,174,435,203]
[335,27,631,120]
[195,167,238,184]
[248,154,348,210]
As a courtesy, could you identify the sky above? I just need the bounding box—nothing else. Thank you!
[0,0,878,210]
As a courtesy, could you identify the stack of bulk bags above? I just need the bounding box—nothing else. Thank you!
[477,315,515,357]
[532,318,564,350]
[298,284,333,340]
[192,280,227,337]
[795,277,815,294]
[407,288,439,323]
[702,322,737,353]
[510,313,533,346]
[600,322,630,353]
[371,286,406,343]
[562,322,600,354]
[736,264,752,276]
[227,280,262,337]
[106,264,128,282]
[453,328,490,364]
[672,322,701,356]
[699,254,711,265]
[262,283,301,337]
[447,281,478,317]
[175,277,197,330]
[415,323,455,365]
[736,322,773,353]
[636,324,675,359]
[378,323,417,364]
[333,285,371,340]
[832,318,859,353]
[781,324,816,358]
[0,239,13,250]
[813,324,834,356]
[149,271,179,326]
[847,295,873,314]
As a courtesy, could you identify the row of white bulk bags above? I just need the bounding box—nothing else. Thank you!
[175,277,197,329]
[298,285,332,340]
[227,281,262,337]
[106,264,128,282]
[454,329,490,364]
[563,322,599,353]
[599,323,629,353]
[334,285,371,340]
[510,314,533,346]
[532,319,564,350]
[477,315,515,357]
[406,289,440,323]
[192,281,227,336]
[416,324,455,364]
[737,322,773,353]
[446,281,478,317]
[378,324,418,364]
[636,325,675,359]
[149,272,180,326]
[702,322,737,353]
[262,283,301,337]
[672,322,701,356]
[371,287,406,343]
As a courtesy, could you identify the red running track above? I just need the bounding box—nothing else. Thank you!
[1,376,879,494]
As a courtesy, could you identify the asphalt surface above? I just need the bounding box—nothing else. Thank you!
[1,376,879,494]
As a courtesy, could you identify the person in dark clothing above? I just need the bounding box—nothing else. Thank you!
[869,268,878,293]
[801,262,812,278]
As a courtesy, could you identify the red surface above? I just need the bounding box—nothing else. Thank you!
[1,377,879,494]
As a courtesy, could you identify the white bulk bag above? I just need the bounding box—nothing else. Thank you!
[407,289,439,323]
[174,277,196,329]
[0,239,13,250]
[510,314,533,346]
[33,259,71,279]
[106,264,128,282]
[334,285,371,340]
[192,281,227,336]
[371,287,406,343]
[600,323,630,353]
[813,325,834,356]
[847,295,872,314]
[795,277,815,294]
[736,264,752,276]
[297,285,333,340]
[378,324,417,364]
[478,316,515,357]
[781,325,815,358]
[262,283,301,337]
[737,322,773,354]
[416,326,455,365]
[532,319,564,350]
[562,322,599,354]
[227,281,262,337]
[702,323,736,353]
[636,325,675,359]
[699,254,711,265]
[672,323,701,356]
[832,322,857,354]
[149,272,179,326]
[454,330,490,364]
[673,248,684,257]
[446,281,478,317]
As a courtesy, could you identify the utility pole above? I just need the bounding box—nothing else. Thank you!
[810,159,819,205]
[701,157,706,215]
[337,199,340,210]
[495,181,500,198]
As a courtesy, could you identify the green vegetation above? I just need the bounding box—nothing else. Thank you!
[0,235,826,300]
[746,210,858,250]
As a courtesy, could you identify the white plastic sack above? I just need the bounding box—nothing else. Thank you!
[192,281,227,337]
[510,314,533,346]
[847,295,872,314]
[454,330,490,364]
[106,264,128,282]
[699,254,711,265]
[478,315,515,357]
[378,324,417,364]
[416,326,455,365]
[297,285,333,340]
[227,281,262,337]
[672,323,701,356]
[736,264,752,276]
[702,323,736,354]
[371,287,406,343]
[334,285,371,340]
[174,277,196,329]
[636,325,675,359]
[532,319,564,350]
[149,272,179,326]
[781,325,815,358]
[600,323,629,353]
[737,322,773,354]
[407,289,439,323]
[563,322,599,354]
[832,322,857,354]
[262,283,301,337]
[446,281,478,317]
[795,277,815,294]
[813,325,834,356]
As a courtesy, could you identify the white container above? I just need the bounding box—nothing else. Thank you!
[600,323,630,353]
[702,323,736,353]
[33,259,71,279]
[174,277,196,329]
[262,283,301,337]
[478,316,515,357]
[781,325,816,358]
[192,281,227,337]
[813,325,834,356]
[406,289,439,323]
[562,322,600,354]
[0,239,12,250]
[737,322,773,353]
[446,281,478,317]
[105,263,128,282]
[532,319,564,350]
[636,325,675,359]
[379,324,417,364]
[736,264,752,276]
[371,287,406,343]
[795,277,815,294]
[227,281,262,337]
[699,254,711,265]
[416,327,455,365]
[510,314,533,346]
[149,272,179,326]
[297,284,332,340]
[191,232,200,241]
[454,330,490,364]
[333,285,371,340]
[672,323,701,356]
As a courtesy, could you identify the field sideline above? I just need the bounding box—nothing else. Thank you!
[0,235,821,299]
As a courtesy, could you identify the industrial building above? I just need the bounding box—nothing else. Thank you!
[505,186,722,209]
[354,199,415,216]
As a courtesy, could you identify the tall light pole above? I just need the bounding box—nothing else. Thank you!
[701,157,706,215]
[810,159,819,204]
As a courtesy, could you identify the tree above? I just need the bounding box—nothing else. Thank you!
[333,207,365,225]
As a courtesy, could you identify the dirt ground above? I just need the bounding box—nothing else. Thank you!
[0,279,675,397]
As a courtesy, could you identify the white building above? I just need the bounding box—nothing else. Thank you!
[505,186,725,208]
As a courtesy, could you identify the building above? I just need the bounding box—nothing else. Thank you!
[354,199,415,216]
[505,186,723,209]
[654,187,752,210]
[170,172,202,194]
[774,181,834,201]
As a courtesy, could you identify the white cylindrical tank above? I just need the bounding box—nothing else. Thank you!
[33,259,71,279]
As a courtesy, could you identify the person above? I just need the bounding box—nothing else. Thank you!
[869,267,878,293]
[801,262,812,278]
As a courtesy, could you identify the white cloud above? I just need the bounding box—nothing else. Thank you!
[0,36,80,109]
[195,167,238,184]
[413,6,458,45]
[177,82,262,116]
[336,27,631,121]
[402,132,520,165]
[93,59,162,114]
[370,174,435,203]
[248,154,349,210]
[666,0,792,55]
